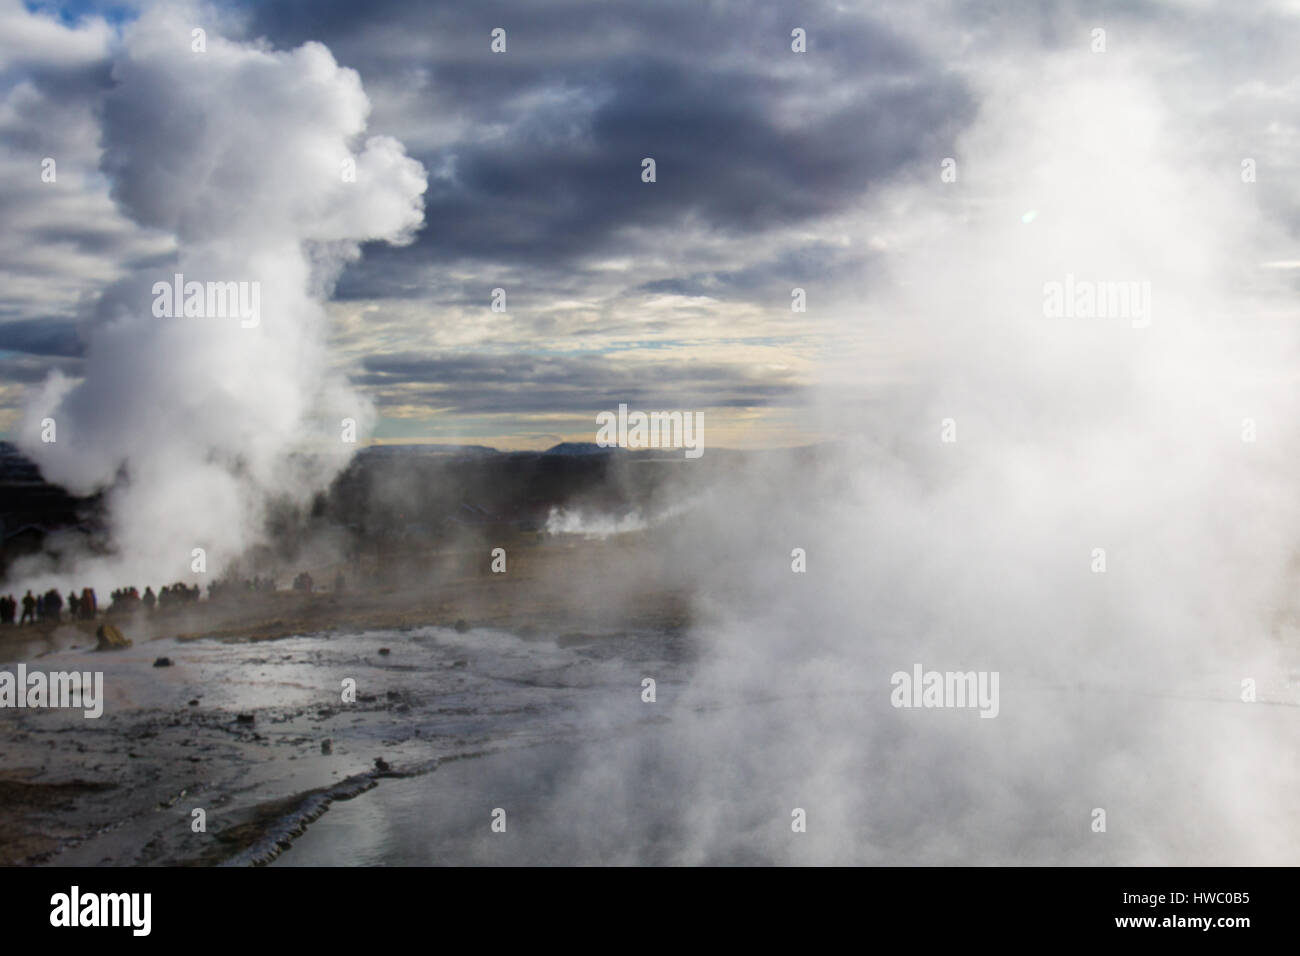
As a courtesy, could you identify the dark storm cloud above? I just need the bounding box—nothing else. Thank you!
[0,317,84,357]
[402,58,960,257]
[355,350,801,414]
[237,0,974,297]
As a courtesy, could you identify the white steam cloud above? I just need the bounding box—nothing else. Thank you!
[540,37,1300,864]
[16,4,426,588]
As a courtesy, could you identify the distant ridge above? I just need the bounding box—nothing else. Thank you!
[541,442,620,457]
[359,442,620,458]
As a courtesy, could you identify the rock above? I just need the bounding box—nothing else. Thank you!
[188,699,199,707]
[378,647,390,656]
[235,713,256,725]
[373,756,390,772]
[321,739,332,755]
[454,619,469,633]
[152,657,172,667]
[95,623,132,651]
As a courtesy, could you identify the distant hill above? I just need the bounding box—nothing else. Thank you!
[541,442,620,457]
[0,436,828,584]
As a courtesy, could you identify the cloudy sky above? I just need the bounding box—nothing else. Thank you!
[5,0,1300,864]
[3,0,1300,450]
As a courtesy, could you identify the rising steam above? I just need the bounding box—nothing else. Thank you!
[16,4,426,589]
[537,38,1300,864]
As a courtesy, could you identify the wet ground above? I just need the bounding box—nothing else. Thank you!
[0,622,691,865]
[3,589,1296,865]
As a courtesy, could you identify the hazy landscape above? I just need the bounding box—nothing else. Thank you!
[2,0,1299,870]
[3,437,1297,866]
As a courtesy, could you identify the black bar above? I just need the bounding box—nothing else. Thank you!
[0,866,1288,943]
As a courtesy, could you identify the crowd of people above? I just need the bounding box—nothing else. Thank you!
[206,576,276,600]
[0,571,340,626]
[0,587,96,625]
[106,583,204,613]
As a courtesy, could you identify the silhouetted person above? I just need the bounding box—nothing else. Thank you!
[20,591,35,625]
[143,586,156,610]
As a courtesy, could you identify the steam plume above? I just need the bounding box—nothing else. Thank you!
[17,4,425,588]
